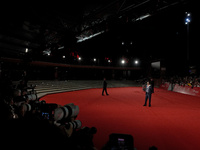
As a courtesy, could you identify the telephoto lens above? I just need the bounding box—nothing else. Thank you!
[22,103,31,112]
[54,103,79,121]
[69,120,82,129]
[23,93,37,101]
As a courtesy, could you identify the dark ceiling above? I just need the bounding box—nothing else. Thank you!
[0,0,194,67]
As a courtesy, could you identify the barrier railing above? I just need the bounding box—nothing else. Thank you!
[159,82,200,97]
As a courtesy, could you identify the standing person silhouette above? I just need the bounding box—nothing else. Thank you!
[143,81,153,107]
[102,78,109,96]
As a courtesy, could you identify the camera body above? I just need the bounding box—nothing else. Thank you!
[109,133,134,150]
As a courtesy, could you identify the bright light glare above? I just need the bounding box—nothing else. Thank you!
[78,57,82,60]
[94,58,96,62]
[185,12,191,25]
[186,18,190,22]
[25,48,28,53]
[121,60,125,64]
[135,60,138,64]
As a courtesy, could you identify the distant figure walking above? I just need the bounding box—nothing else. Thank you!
[102,78,109,96]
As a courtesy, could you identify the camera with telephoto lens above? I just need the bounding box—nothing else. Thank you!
[23,88,38,101]
[23,93,37,101]
[40,102,58,120]
[22,103,32,112]
[63,120,82,130]
[53,103,82,137]
[54,103,79,121]
[25,100,58,120]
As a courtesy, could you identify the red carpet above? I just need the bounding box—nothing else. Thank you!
[41,87,200,150]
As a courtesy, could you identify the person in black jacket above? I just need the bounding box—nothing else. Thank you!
[102,78,109,96]
[143,81,153,107]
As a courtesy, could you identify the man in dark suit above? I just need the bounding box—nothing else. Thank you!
[102,78,109,96]
[143,81,153,107]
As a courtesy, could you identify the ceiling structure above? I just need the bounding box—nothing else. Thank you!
[0,0,192,64]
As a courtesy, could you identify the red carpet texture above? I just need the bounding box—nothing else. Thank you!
[41,87,200,150]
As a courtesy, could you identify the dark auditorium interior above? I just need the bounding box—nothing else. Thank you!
[0,1,199,150]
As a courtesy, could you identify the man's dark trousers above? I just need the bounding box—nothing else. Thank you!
[144,92,152,106]
[102,87,108,95]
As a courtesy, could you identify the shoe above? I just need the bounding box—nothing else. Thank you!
[143,104,146,106]
[102,94,104,96]
[149,105,151,107]
[106,94,109,96]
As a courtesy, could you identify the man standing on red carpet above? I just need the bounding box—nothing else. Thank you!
[102,78,109,96]
[143,81,153,107]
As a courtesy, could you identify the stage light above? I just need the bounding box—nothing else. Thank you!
[185,12,191,61]
[134,60,138,64]
[25,48,28,53]
[94,58,96,62]
[185,12,191,25]
[78,57,82,61]
[62,55,65,59]
[108,59,111,63]
[121,59,125,64]
[185,18,190,24]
